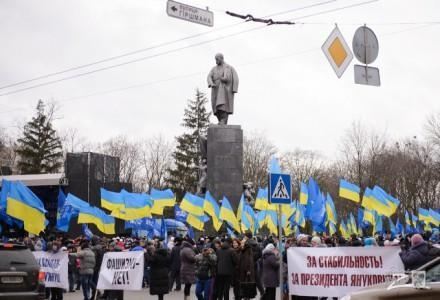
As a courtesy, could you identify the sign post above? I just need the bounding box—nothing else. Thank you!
[269,172,292,300]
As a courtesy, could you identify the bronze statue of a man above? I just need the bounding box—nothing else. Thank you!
[207,53,239,125]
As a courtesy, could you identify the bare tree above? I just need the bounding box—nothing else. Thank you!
[425,112,440,148]
[138,135,174,192]
[60,127,94,153]
[243,131,277,188]
[99,135,142,185]
[0,128,17,174]
[280,149,325,189]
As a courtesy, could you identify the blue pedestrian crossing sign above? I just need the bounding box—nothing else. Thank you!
[269,173,292,204]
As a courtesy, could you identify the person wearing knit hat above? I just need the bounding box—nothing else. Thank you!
[364,237,378,248]
[311,236,327,248]
[262,243,279,300]
[399,234,431,270]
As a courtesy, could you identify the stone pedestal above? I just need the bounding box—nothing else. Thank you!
[207,125,243,210]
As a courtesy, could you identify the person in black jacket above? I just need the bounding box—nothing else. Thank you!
[214,238,237,300]
[399,234,433,270]
[150,247,171,300]
[169,237,182,291]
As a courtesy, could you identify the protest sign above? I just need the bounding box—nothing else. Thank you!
[97,251,144,290]
[33,251,68,289]
[287,247,404,298]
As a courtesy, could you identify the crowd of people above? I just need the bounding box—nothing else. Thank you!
[10,228,440,300]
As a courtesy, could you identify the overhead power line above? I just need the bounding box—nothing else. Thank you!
[0,0,380,97]
[1,20,437,115]
[0,0,336,91]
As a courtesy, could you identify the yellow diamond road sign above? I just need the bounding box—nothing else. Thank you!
[322,26,353,78]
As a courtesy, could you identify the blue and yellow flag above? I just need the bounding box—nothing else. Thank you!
[78,205,115,235]
[363,209,375,225]
[419,208,431,224]
[264,210,278,235]
[242,203,255,232]
[373,186,399,215]
[180,193,204,216]
[186,213,206,231]
[329,222,337,236]
[6,181,47,235]
[237,194,245,221]
[429,209,440,226]
[299,182,308,205]
[111,190,152,220]
[339,179,360,203]
[295,202,306,228]
[254,188,268,211]
[325,193,337,225]
[150,188,175,215]
[204,191,222,231]
[219,196,240,233]
[339,220,349,238]
[373,213,383,234]
[100,188,124,211]
[362,187,392,217]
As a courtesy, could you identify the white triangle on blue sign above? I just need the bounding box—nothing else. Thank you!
[272,176,290,199]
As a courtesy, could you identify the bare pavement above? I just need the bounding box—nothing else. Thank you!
[62,286,246,300]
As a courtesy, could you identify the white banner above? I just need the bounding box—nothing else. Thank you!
[287,247,404,298]
[97,251,144,290]
[33,251,69,289]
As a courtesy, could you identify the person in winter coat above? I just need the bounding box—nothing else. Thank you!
[70,240,96,300]
[399,234,433,270]
[215,238,237,300]
[231,239,242,300]
[180,240,197,300]
[169,237,182,291]
[262,244,279,300]
[195,247,217,300]
[239,237,257,299]
[150,247,171,300]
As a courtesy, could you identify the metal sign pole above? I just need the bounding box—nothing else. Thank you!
[278,204,283,300]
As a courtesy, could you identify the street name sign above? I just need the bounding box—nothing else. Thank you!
[166,0,214,27]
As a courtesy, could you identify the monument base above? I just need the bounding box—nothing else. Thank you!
[207,124,243,211]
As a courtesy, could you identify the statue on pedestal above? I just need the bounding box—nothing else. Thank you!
[207,53,239,125]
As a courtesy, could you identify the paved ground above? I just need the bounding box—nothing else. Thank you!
[62,286,243,299]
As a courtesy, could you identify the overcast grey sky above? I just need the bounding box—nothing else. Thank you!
[1,0,439,158]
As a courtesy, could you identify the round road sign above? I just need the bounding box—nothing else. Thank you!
[352,26,379,65]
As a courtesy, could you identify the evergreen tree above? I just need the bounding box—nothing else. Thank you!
[167,89,211,200]
[16,100,63,174]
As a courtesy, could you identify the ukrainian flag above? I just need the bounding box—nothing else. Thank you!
[419,208,432,224]
[429,209,440,226]
[78,206,115,235]
[254,188,268,211]
[363,209,375,225]
[295,203,306,228]
[100,188,124,211]
[325,194,337,225]
[203,191,222,231]
[6,181,47,235]
[339,179,360,203]
[242,203,255,232]
[299,182,308,205]
[373,213,383,234]
[150,188,175,215]
[339,220,349,238]
[219,196,240,233]
[373,186,399,215]
[264,210,278,235]
[412,213,418,229]
[237,194,245,221]
[186,213,205,231]
[281,201,296,220]
[350,213,358,235]
[111,190,152,220]
[180,193,204,216]
[362,187,392,217]
[256,210,266,230]
[329,222,337,235]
